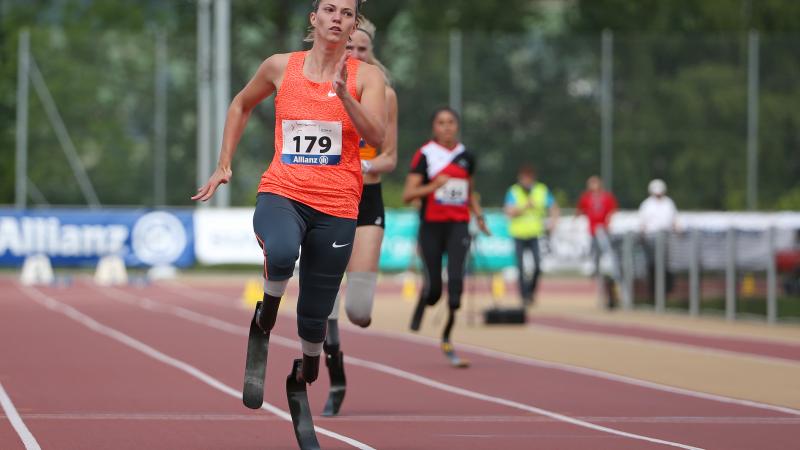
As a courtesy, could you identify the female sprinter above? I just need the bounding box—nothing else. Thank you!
[321,15,398,416]
[402,107,490,367]
[192,0,385,444]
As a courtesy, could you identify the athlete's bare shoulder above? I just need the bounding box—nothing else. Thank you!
[385,85,398,104]
[257,53,296,93]
[261,53,292,81]
[358,61,385,92]
[357,61,382,80]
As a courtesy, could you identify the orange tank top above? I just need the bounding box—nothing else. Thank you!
[258,51,363,219]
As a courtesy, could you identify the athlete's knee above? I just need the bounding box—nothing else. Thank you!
[267,246,299,275]
[448,279,464,298]
[297,314,327,344]
[344,272,377,327]
[422,287,442,306]
[448,297,462,311]
[421,277,443,305]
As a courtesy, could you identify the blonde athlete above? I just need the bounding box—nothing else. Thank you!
[322,15,398,416]
[193,0,384,445]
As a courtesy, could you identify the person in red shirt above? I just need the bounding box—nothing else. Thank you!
[576,176,618,275]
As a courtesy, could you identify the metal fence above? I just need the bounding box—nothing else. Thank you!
[606,227,800,324]
[9,24,800,211]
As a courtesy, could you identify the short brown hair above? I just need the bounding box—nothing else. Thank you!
[518,164,536,177]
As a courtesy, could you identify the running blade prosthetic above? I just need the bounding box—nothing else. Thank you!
[286,359,321,450]
[242,301,269,409]
[322,350,346,416]
[441,342,470,368]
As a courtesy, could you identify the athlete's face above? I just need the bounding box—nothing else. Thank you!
[432,111,459,146]
[518,173,535,188]
[346,30,372,62]
[310,0,358,43]
[587,177,602,192]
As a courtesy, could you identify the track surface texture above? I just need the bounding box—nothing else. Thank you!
[1,275,798,450]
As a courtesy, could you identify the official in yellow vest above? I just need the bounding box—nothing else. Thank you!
[503,165,560,306]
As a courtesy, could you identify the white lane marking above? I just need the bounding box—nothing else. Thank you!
[342,324,800,417]
[165,282,800,417]
[19,412,800,425]
[18,286,374,450]
[100,286,704,450]
[0,382,42,450]
[340,355,704,450]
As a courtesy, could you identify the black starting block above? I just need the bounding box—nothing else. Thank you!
[483,307,526,325]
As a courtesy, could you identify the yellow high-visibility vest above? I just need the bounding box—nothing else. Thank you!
[508,183,549,239]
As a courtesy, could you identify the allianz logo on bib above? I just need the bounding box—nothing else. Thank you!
[281,154,341,166]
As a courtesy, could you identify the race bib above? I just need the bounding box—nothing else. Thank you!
[281,120,342,166]
[434,178,469,205]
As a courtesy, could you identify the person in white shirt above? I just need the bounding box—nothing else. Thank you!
[639,179,677,233]
[638,179,678,299]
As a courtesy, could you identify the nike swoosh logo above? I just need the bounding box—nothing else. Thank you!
[332,242,351,249]
[327,91,337,97]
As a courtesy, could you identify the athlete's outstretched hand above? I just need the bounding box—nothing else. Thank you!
[332,52,349,99]
[192,166,232,202]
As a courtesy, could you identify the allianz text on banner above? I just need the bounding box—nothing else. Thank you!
[0,209,195,268]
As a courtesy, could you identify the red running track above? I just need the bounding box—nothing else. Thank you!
[0,278,797,450]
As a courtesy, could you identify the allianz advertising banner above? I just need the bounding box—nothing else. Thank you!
[380,210,516,272]
[191,207,517,271]
[0,209,194,268]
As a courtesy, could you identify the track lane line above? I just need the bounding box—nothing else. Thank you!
[0,381,41,450]
[17,285,375,450]
[100,284,705,450]
[344,324,800,417]
[19,412,799,424]
[164,281,800,417]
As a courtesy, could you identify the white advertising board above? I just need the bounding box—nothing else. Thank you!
[194,208,263,265]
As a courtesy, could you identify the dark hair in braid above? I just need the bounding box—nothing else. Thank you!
[430,106,461,126]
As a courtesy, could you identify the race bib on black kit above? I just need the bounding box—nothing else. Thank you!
[281,120,343,166]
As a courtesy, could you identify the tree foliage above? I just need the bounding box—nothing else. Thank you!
[0,0,797,210]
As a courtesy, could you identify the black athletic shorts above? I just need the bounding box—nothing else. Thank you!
[356,182,385,228]
[252,193,356,343]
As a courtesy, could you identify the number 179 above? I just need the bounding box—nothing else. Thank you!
[292,135,332,153]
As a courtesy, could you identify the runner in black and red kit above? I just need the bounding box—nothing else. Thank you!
[402,107,490,367]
